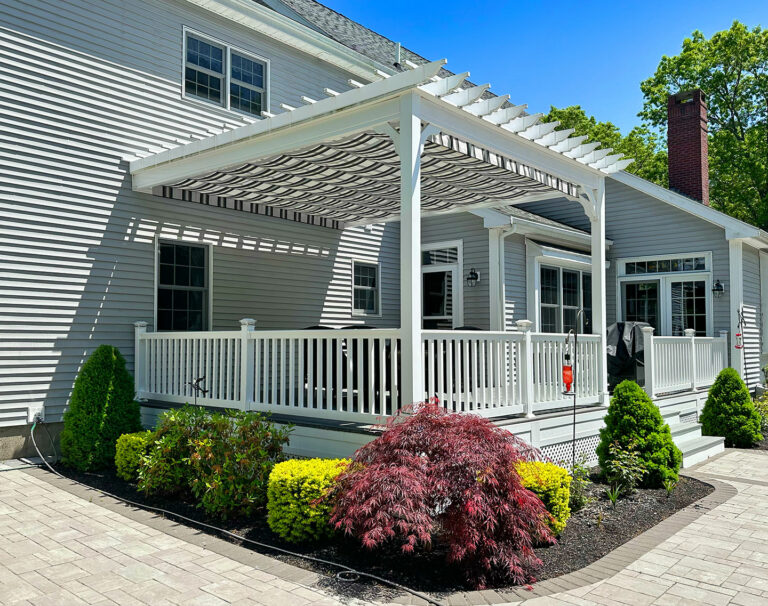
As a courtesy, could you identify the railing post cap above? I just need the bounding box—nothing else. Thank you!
[719,330,729,336]
[515,319,533,332]
[239,318,256,330]
[684,328,696,337]
[641,326,655,334]
[134,321,148,329]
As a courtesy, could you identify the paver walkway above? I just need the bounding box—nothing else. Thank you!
[497,449,768,605]
[0,461,360,606]
[2,451,768,606]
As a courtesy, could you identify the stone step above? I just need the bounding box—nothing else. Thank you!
[676,435,725,468]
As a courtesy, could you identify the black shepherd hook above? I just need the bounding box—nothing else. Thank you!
[189,376,208,406]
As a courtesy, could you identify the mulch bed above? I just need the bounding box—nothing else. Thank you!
[749,437,768,451]
[49,464,712,599]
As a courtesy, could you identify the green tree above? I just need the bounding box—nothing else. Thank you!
[60,345,142,471]
[640,21,768,228]
[544,105,667,186]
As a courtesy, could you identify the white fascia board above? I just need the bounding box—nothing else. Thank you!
[611,171,763,240]
[510,217,612,250]
[471,208,511,228]
[416,92,604,190]
[183,0,393,81]
[131,61,445,191]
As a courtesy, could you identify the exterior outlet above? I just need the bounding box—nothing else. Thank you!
[667,90,709,205]
[28,406,44,424]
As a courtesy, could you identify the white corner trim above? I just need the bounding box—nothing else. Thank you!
[612,171,767,242]
[760,251,768,354]
[182,0,393,81]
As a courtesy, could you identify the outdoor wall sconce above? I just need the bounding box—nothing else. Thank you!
[712,280,725,298]
[466,268,480,288]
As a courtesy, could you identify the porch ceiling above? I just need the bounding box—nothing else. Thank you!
[131,59,632,228]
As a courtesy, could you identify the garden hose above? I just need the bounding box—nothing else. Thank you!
[29,421,446,606]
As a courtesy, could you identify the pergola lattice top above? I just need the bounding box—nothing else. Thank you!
[131,60,631,227]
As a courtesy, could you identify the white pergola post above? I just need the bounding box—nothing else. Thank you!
[588,180,609,403]
[729,239,745,377]
[399,92,425,406]
[489,228,505,331]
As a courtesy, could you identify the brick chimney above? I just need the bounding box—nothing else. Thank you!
[667,90,709,204]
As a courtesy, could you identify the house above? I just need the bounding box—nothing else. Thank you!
[2,0,764,465]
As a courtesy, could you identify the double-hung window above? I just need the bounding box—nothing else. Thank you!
[184,31,267,117]
[157,242,209,331]
[352,261,380,316]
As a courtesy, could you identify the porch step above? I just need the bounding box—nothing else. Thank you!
[676,434,725,468]
[668,421,702,442]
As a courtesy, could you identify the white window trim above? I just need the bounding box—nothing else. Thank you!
[351,259,382,318]
[182,26,271,118]
[525,240,592,332]
[421,239,464,328]
[615,252,714,337]
[154,236,214,332]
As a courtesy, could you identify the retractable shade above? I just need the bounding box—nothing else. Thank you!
[131,60,632,227]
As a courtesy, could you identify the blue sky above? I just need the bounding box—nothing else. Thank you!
[322,1,768,134]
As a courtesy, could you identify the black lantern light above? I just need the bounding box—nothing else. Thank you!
[712,280,725,299]
[466,268,480,288]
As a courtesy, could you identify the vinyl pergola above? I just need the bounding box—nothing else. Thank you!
[131,59,629,405]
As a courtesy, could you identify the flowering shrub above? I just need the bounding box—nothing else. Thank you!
[516,461,571,535]
[115,431,154,482]
[267,458,349,543]
[330,400,553,589]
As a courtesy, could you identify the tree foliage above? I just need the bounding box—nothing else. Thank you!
[544,105,667,186]
[330,400,553,589]
[60,345,142,471]
[640,21,768,227]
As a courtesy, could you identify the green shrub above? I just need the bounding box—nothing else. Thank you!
[701,368,762,447]
[187,410,292,519]
[568,454,593,512]
[267,458,349,543]
[515,461,571,534]
[137,406,209,496]
[115,431,154,481]
[753,394,768,434]
[603,441,647,496]
[60,345,142,471]
[137,405,292,519]
[597,380,682,488]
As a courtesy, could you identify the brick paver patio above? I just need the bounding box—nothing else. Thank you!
[2,451,768,605]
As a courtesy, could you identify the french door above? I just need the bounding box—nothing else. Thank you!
[422,266,459,329]
[621,276,710,336]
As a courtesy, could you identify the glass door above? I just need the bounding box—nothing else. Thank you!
[422,267,457,329]
[670,280,707,336]
[622,280,660,330]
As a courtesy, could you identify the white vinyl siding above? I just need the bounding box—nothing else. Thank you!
[742,245,762,388]
[503,234,527,329]
[0,0,380,424]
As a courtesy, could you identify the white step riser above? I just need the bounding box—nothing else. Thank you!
[682,441,724,467]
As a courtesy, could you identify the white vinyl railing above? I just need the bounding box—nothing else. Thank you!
[135,319,603,423]
[422,323,602,416]
[642,327,729,397]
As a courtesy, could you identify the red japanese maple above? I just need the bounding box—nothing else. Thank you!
[330,399,554,588]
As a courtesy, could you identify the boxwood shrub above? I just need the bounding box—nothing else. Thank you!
[115,431,154,481]
[60,345,142,471]
[701,367,762,447]
[597,380,681,487]
[267,458,349,543]
[515,461,571,535]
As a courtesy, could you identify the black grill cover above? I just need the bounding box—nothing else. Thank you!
[607,322,650,391]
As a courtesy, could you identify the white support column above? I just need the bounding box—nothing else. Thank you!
[641,326,656,398]
[489,228,505,331]
[239,318,256,410]
[588,180,609,403]
[684,328,697,390]
[399,92,425,406]
[516,319,535,417]
[134,321,148,400]
[729,239,744,376]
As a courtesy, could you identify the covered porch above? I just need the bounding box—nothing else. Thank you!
[129,60,718,424]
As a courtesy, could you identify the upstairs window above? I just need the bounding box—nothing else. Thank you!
[184,31,268,117]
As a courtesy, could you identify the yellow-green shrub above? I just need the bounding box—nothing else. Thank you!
[516,461,572,534]
[115,431,154,481]
[267,458,349,543]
